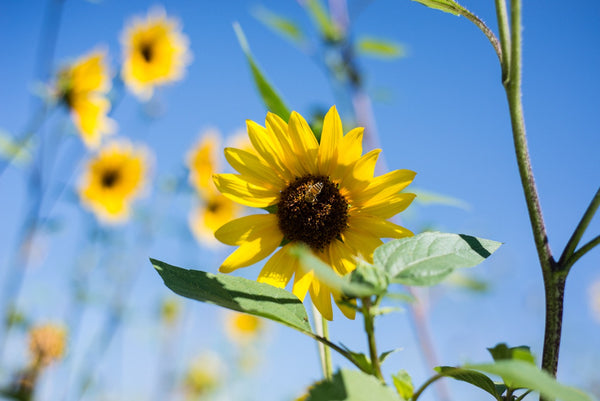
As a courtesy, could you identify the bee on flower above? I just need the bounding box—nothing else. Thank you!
[78,140,151,224]
[213,106,416,320]
[53,49,115,149]
[121,7,191,100]
[187,130,243,247]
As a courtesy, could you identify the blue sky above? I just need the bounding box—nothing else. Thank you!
[0,1,599,400]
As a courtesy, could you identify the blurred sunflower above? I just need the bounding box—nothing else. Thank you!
[224,311,263,345]
[54,49,115,149]
[121,8,191,100]
[78,141,150,224]
[183,352,224,398]
[187,131,242,246]
[28,323,67,369]
[213,106,415,320]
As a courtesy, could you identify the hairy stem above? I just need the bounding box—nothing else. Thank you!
[494,0,511,83]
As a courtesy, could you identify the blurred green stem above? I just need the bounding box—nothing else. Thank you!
[361,297,383,381]
[312,304,332,380]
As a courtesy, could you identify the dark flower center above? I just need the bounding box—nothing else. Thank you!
[101,169,120,188]
[140,42,154,63]
[207,201,221,213]
[277,175,348,251]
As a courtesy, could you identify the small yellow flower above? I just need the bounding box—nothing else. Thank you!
[55,49,115,149]
[213,106,416,320]
[187,130,220,194]
[187,131,243,246]
[160,297,181,326]
[183,352,223,398]
[121,8,191,100]
[28,323,67,369]
[78,140,151,224]
[224,311,264,345]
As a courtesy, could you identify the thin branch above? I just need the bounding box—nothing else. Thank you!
[559,186,600,267]
[460,9,503,66]
[494,0,511,83]
[564,235,600,272]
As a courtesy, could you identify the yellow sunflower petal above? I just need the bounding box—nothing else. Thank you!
[349,215,413,239]
[287,111,319,174]
[342,229,384,262]
[214,214,279,245]
[339,148,380,190]
[360,193,416,219]
[292,267,314,302]
[224,147,284,190]
[246,120,290,179]
[353,169,416,205]
[317,105,342,176]
[213,174,279,208]
[70,95,115,149]
[328,241,355,276]
[338,127,364,166]
[309,279,333,321]
[335,297,357,320]
[257,244,296,288]
[219,232,282,273]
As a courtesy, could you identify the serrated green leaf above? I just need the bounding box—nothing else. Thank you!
[152,258,311,333]
[466,360,593,401]
[233,23,291,121]
[306,369,402,401]
[357,37,405,59]
[348,260,390,295]
[410,0,467,16]
[392,370,413,400]
[373,232,501,286]
[290,244,378,297]
[252,6,305,44]
[434,366,501,400]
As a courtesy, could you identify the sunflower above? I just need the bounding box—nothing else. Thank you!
[121,8,191,100]
[78,141,150,224]
[213,106,415,320]
[187,132,242,246]
[55,49,115,149]
[224,311,264,345]
[28,323,67,369]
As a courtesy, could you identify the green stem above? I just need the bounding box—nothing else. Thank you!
[564,235,600,272]
[362,297,384,381]
[502,0,562,389]
[412,373,445,401]
[493,0,511,83]
[321,314,333,380]
[460,9,503,66]
[516,389,534,401]
[559,186,600,268]
[305,330,369,374]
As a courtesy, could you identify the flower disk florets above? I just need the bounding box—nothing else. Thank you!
[277,175,348,251]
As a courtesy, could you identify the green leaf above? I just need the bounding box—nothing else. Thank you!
[373,232,502,286]
[379,349,402,364]
[233,23,291,121]
[348,260,390,296]
[357,36,405,59]
[152,258,311,333]
[487,343,535,365]
[409,0,468,16]
[252,6,305,45]
[289,244,378,297]
[434,366,501,400]
[306,369,402,401]
[466,360,593,401]
[339,346,373,375]
[304,0,342,42]
[392,370,413,400]
[0,130,33,166]
[410,187,470,210]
